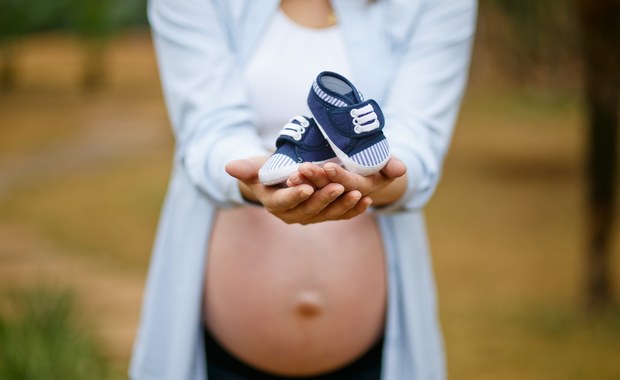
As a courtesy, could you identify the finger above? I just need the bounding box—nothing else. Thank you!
[310,190,363,222]
[286,163,330,189]
[286,164,323,187]
[286,172,313,188]
[323,163,367,192]
[299,163,331,189]
[262,184,314,212]
[295,183,345,217]
[336,196,373,220]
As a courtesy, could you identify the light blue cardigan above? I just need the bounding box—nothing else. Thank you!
[130,0,476,379]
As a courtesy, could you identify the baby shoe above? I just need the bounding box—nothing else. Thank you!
[259,115,339,186]
[307,71,390,176]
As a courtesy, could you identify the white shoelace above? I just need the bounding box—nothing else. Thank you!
[350,104,380,133]
[279,116,310,141]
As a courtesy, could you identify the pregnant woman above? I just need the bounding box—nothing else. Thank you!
[130,1,476,379]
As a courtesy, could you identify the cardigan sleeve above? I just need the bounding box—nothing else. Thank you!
[148,0,270,207]
[378,0,477,213]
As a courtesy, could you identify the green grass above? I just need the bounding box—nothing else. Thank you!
[0,287,115,380]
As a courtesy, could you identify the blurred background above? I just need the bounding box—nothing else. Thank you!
[0,0,618,379]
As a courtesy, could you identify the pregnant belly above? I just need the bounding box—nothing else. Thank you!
[203,206,387,377]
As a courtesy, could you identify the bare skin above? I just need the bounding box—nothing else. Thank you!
[205,204,388,376]
[226,157,407,225]
[207,161,405,376]
[203,0,409,376]
[280,0,336,29]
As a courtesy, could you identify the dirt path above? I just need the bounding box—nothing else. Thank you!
[0,94,169,198]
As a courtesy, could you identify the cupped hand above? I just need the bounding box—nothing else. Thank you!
[286,157,407,207]
[225,157,372,224]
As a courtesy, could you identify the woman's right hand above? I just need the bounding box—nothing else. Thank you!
[225,157,372,225]
[287,158,407,207]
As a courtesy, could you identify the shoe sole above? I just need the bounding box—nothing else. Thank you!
[314,120,390,176]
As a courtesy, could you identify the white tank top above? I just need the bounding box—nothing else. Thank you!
[243,9,354,148]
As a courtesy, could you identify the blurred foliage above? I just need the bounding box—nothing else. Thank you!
[0,0,62,39]
[0,0,584,90]
[0,0,147,89]
[0,0,146,40]
[64,0,147,41]
[0,0,146,90]
[479,0,579,87]
[0,287,112,380]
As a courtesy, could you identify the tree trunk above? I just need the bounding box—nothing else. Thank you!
[576,0,620,312]
[0,41,17,91]
[82,40,105,91]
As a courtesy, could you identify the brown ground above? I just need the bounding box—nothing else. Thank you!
[0,31,618,379]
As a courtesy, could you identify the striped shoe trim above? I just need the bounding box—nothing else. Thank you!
[350,139,390,167]
[312,81,348,108]
[262,154,296,171]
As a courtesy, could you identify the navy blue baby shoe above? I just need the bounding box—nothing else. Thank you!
[307,71,390,176]
[259,116,339,186]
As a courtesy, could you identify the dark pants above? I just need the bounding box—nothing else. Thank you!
[204,327,383,380]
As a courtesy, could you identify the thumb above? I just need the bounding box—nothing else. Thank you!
[381,157,407,179]
[225,158,264,182]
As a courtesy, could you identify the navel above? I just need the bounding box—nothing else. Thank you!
[295,291,323,318]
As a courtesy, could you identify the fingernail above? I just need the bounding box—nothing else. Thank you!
[325,167,336,176]
[330,187,344,197]
[302,169,313,178]
[290,175,302,184]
